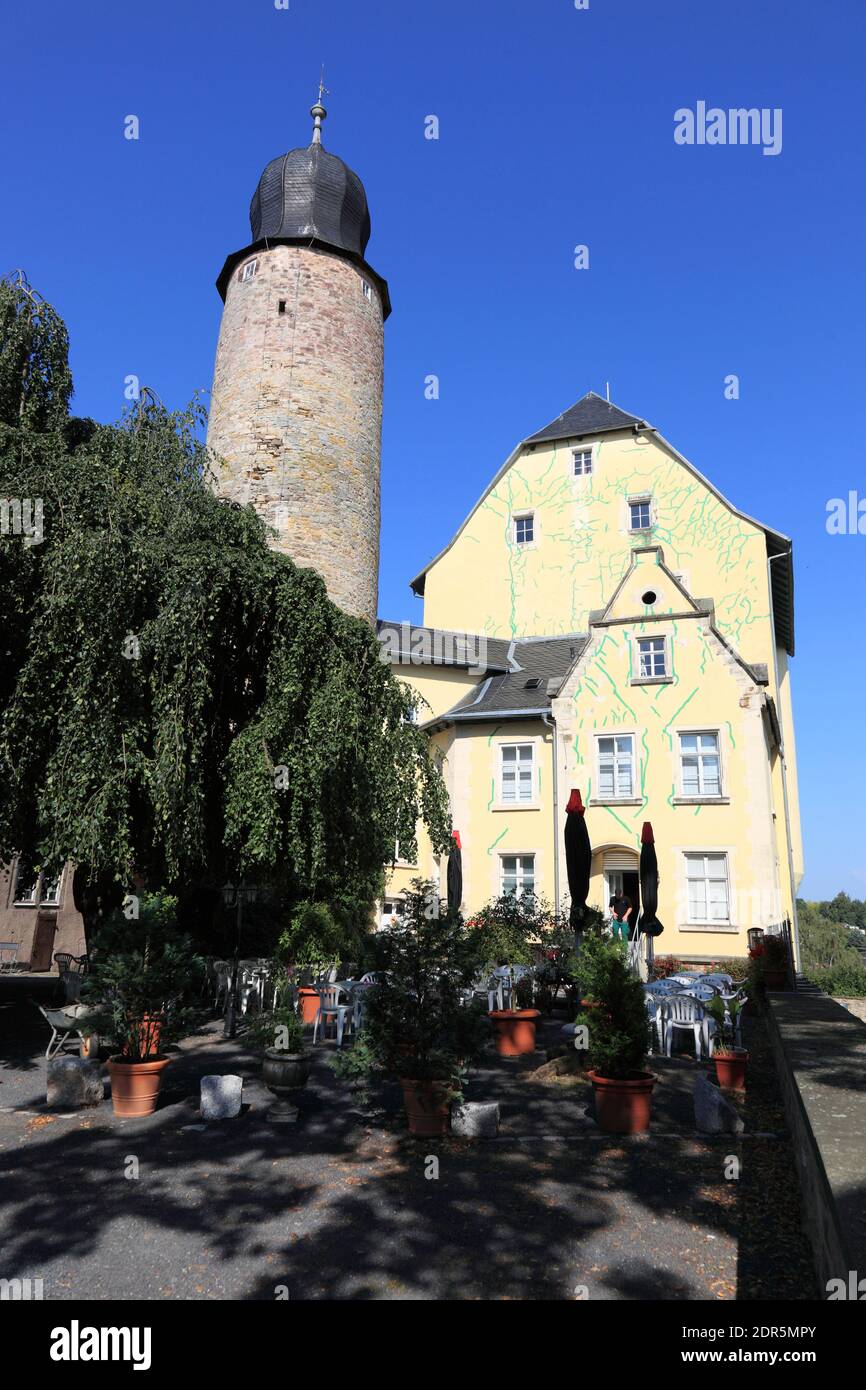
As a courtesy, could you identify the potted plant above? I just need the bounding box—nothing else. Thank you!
[470,893,549,1056]
[331,883,487,1136]
[277,901,361,1023]
[575,935,656,1133]
[704,995,748,1090]
[246,999,312,1122]
[748,934,789,994]
[81,893,204,1118]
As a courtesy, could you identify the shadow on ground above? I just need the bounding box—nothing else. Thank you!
[0,979,816,1301]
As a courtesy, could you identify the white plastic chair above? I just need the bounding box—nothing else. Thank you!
[359,972,383,984]
[312,985,352,1047]
[664,994,706,1060]
[644,994,664,1054]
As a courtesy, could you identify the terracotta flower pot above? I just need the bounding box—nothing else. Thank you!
[399,1078,451,1137]
[107,1055,170,1118]
[489,1008,541,1057]
[713,1050,748,1091]
[587,1069,657,1134]
[297,987,320,1025]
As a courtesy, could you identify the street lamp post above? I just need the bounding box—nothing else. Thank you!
[221,880,255,1039]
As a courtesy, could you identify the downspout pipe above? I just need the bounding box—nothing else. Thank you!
[541,711,561,918]
[768,550,801,972]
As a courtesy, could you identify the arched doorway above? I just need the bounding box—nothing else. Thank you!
[599,848,639,920]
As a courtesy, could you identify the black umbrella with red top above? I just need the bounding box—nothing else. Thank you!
[564,789,592,935]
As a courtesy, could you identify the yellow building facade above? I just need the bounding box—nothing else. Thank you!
[379,393,802,964]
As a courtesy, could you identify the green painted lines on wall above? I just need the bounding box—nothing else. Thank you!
[486,829,508,856]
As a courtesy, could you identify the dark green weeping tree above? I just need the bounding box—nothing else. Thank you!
[0,273,451,944]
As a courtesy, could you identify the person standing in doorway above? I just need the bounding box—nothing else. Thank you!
[609,892,633,942]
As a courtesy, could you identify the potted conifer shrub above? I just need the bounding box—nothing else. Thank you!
[331,883,487,1136]
[81,893,204,1118]
[575,935,656,1134]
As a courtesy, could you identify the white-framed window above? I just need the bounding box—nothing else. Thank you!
[684,853,731,924]
[12,863,39,905]
[500,743,535,804]
[679,732,722,797]
[239,259,258,283]
[361,280,373,300]
[501,853,535,898]
[40,870,63,906]
[629,498,652,530]
[637,636,667,679]
[381,897,408,928]
[572,447,593,476]
[597,735,635,799]
[513,514,534,546]
[12,861,63,907]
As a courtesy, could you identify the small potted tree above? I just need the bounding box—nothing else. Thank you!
[82,893,204,1118]
[246,998,312,1122]
[470,893,547,1056]
[705,995,748,1090]
[278,901,362,1024]
[331,883,487,1136]
[575,935,656,1133]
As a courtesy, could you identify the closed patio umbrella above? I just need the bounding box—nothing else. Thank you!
[564,789,592,936]
[446,830,463,914]
[635,821,663,975]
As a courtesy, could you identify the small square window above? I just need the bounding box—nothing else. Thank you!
[277,300,287,315]
[629,499,652,530]
[239,259,258,283]
[573,448,593,476]
[501,854,535,899]
[514,515,534,546]
[637,637,667,678]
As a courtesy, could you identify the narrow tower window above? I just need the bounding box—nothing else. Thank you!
[239,259,258,283]
[277,300,287,315]
[361,280,373,301]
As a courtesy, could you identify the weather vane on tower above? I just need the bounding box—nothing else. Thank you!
[311,66,330,144]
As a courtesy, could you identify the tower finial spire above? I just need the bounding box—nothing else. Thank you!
[311,66,329,145]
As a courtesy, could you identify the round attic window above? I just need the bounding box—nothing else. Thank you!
[641,590,657,605]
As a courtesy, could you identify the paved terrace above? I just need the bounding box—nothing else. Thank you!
[0,977,816,1301]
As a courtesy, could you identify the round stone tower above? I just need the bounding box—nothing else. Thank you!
[207,97,390,622]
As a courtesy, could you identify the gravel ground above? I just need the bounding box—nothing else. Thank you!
[0,977,817,1301]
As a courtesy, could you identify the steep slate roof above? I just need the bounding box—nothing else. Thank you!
[420,634,588,729]
[406,390,795,655]
[524,391,646,444]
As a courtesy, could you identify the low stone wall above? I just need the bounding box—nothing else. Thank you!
[765,986,866,1297]
[836,997,866,1024]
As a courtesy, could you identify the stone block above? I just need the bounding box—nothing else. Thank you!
[451,1101,500,1138]
[200,1074,243,1120]
[694,1072,744,1134]
[46,1057,104,1109]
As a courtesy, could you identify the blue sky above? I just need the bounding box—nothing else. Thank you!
[2,0,864,898]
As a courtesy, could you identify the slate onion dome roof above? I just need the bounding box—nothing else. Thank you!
[215,96,390,315]
[249,127,372,257]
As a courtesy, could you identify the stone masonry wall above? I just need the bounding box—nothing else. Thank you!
[207,244,383,622]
